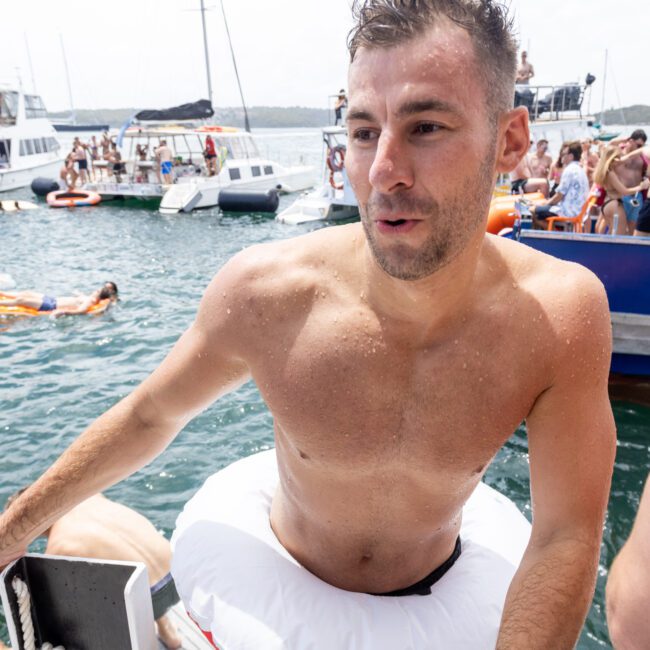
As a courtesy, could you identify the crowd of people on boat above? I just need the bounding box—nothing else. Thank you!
[511,129,650,236]
[58,133,226,190]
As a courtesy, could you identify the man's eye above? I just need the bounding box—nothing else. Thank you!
[352,129,377,142]
[415,123,441,135]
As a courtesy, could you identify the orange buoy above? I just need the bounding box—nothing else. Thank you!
[46,190,101,208]
[486,192,545,234]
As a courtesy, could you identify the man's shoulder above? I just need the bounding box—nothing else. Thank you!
[205,223,361,308]
[488,235,607,316]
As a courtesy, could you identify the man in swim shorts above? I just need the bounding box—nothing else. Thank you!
[0,2,615,648]
[613,130,648,232]
[3,491,181,649]
[0,281,118,317]
[156,140,174,185]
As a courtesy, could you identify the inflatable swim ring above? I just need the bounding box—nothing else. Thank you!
[0,293,112,318]
[46,190,101,208]
[172,449,531,650]
[486,192,545,234]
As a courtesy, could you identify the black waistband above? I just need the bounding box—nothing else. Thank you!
[370,536,462,597]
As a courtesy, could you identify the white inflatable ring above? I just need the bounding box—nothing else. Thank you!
[172,449,530,650]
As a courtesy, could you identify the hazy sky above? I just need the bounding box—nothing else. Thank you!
[1,0,646,116]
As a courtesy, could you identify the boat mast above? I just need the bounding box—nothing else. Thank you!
[599,49,608,126]
[220,0,251,133]
[24,34,38,94]
[59,35,76,124]
[199,0,214,110]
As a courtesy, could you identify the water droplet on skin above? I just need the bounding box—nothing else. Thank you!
[454,339,459,345]
[227,308,231,315]
[463,363,468,370]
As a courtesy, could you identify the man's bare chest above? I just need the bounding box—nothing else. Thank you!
[250,309,537,472]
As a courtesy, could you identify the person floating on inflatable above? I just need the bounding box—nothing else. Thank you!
[0,281,118,317]
[0,2,615,649]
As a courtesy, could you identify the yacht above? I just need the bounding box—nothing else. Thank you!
[0,84,63,193]
[84,101,315,214]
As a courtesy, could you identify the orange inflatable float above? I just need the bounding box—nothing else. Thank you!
[0,293,112,318]
[46,190,101,208]
[486,192,545,235]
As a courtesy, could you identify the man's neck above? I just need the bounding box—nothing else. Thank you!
[360,230,485,344]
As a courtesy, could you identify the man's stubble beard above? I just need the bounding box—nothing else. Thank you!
[360,142,498,281]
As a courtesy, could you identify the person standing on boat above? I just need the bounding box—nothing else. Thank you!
[531,141,589,228]
[0,2,615,648]
[3,491,182,649]
[203,135,218,176]
[527,139,552,181]
[334,89,347,126]
[515,50,535,84]
[72,137,89,185]
[155,140,174,185]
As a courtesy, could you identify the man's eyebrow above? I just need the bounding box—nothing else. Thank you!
[346,109,375,123]
[396,99,461,118]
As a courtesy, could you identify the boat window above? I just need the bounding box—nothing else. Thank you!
[0,92,18,125]
[19,140,26,156]
[0,139,10,166]
[24,95,48,119]
[229,167,241,180]
[21,139,34,155]
[251,166,261,177]
[49,137,60,151]
[242,135,260,158]
[264,165,273,175]
[41,138,49,152]
[33,138,43,154]
[229,137,247,159]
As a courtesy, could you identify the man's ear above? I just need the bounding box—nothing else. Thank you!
[495,107,530,174]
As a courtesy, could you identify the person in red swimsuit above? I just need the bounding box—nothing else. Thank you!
[204,135,218,176]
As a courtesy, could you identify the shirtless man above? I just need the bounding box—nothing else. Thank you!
[3,492,181,649]
[72,137,89,185]
[612,130,648,231]
[155,140,174,185]
[0,281,118,317]
[0,2,615,648]
[511,148,550,196]
[515,50,535,84]
[527,139,552,179]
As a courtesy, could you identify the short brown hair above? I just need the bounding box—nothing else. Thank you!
[348,0,517,119]
[564,141,583,163]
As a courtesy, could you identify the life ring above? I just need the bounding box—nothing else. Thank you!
[46,190,102,209]
[172,449,530,650]
[327,145,346,173]
[0,296,112,318]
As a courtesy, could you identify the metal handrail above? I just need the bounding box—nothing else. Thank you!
[514,83,587,122]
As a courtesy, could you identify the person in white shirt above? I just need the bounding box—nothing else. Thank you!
[532,141,589,229]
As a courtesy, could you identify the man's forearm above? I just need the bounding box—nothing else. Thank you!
[0,390,180,564]
[496,536,600,649]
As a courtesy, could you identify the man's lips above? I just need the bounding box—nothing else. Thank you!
[374,218,421,235]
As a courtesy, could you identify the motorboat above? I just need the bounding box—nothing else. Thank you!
[0,84,64,193]
[84,100,315,214]
[276,126,358,225]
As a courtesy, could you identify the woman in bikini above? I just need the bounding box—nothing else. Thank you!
[594,146,650,235]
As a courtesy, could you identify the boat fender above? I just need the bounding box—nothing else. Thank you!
[327,145,346,173]
[218,189,279,214]
[31,177,60,197]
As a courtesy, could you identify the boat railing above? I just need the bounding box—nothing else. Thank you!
[514,83,588,122]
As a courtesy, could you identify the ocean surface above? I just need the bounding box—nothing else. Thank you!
[1,128,649,648]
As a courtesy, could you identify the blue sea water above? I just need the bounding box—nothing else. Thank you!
[0,128,649,648]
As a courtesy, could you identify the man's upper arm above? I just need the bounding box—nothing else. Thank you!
[525,268,616,547]
[128,253,254,429]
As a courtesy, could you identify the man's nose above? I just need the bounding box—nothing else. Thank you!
[368,133,414,194]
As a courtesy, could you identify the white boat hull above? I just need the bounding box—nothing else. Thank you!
[0,158,62,193]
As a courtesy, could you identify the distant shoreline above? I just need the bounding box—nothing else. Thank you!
[47,103,650,130]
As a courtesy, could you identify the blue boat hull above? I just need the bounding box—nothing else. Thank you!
[514,230,650,377]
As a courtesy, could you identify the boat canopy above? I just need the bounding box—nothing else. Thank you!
[135,99,214,122]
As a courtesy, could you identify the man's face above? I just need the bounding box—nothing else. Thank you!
[537,141,548,154]
[625,137,644,154]
[346,23,499,281]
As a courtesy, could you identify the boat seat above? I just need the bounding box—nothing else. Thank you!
[546,193,599,233]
